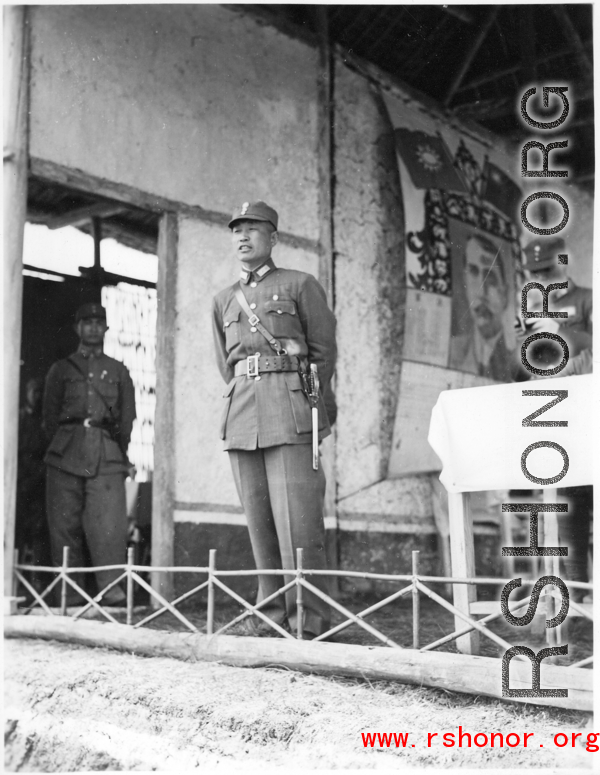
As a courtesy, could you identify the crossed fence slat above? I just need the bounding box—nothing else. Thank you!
[13,547,593,667]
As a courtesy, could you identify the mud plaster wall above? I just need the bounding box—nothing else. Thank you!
[29,5,319,239]
[333,62,407,503]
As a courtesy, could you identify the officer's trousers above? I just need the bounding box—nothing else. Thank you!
[228,444,330,636]
[46,466,127,603]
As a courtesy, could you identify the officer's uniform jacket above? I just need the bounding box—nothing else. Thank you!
[212,258,337,450]
[43,346,136,477]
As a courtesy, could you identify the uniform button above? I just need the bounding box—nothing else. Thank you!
[250,327,257,333]
[273,294,279,300]
[277,309,282,314]
[88,373,93,378]
[255,375,261,381]
[250,282,257,288]
[250,303,257,310]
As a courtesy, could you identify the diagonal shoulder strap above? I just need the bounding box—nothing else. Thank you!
[234,283,287,355]
[67,356,116,418]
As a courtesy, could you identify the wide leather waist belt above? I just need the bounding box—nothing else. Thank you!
[59,418,113,429]
[234,354,300,378]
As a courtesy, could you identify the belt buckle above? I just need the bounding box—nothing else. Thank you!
[83,418,92,428]
[247,353,260,378]
[248,314,260,327]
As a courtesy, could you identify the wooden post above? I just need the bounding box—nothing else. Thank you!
[151,212,178,604]
[314,6,339,596]
[60,547,69,616]
[296,548,304,640]
[3,6,29,606]
[448,491,480,654]
[206,549,216,637]
[126,546,134,626]
[412,550,420,649]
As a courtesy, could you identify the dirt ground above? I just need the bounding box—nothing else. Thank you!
[4,629,595,773]
[6,584,594,772]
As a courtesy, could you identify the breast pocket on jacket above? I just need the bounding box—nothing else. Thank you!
[97,376,119,404]
[263,299,300,338]
[64,375,86,401]
[223,310,242,351]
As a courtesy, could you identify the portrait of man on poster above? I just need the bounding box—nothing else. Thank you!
[448,225,519,382]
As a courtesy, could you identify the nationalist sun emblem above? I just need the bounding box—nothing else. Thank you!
[416,143,443,172]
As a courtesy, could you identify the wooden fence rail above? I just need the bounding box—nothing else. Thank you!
[13,547,593,665]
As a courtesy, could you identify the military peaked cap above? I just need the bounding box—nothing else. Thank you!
[228,200,278,230]
[75,302,107,322]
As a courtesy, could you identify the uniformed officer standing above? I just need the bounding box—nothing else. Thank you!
[523,237,592,357]
[43,303,136,606]
[212,201,337,639]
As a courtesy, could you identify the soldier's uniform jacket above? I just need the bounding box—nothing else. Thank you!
[212,258,336,450]
[43,347,136,477]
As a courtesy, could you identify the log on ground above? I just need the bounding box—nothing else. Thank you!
[4,615,591,711]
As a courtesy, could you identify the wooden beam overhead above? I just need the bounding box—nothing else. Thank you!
[443,7,499,107]
[456,41,594,95]
[441,6,474,25]
[450,95,516,122]
[519,6,537,84]
[351,7,391,50]
[46,201,130,230]
[30,157,320,255]
[453,84,595,123]
[551,5,593,77]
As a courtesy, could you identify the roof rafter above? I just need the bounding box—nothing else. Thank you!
[444,6,499,107]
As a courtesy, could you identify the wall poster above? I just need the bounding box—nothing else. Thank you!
[383,99,526,474]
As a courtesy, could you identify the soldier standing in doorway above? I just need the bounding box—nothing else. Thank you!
[43,303,136,606]
[212,201,337,639]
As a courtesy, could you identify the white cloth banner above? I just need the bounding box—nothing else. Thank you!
[428,374,593,493]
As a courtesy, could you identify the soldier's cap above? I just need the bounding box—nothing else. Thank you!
[75,302,107,322]
[523,237,566,271]
[228,200,278,230]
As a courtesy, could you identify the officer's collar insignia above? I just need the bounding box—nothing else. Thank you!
[256,263,272,277]
[77,344,103,359]
[239,259,275,284]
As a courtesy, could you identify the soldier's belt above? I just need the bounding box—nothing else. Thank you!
[59,418,114,430]
[234,354,300,378]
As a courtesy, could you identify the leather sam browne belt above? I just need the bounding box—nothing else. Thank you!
[234,354,300,378]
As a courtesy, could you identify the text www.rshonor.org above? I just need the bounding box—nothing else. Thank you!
[361,728,599,751]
